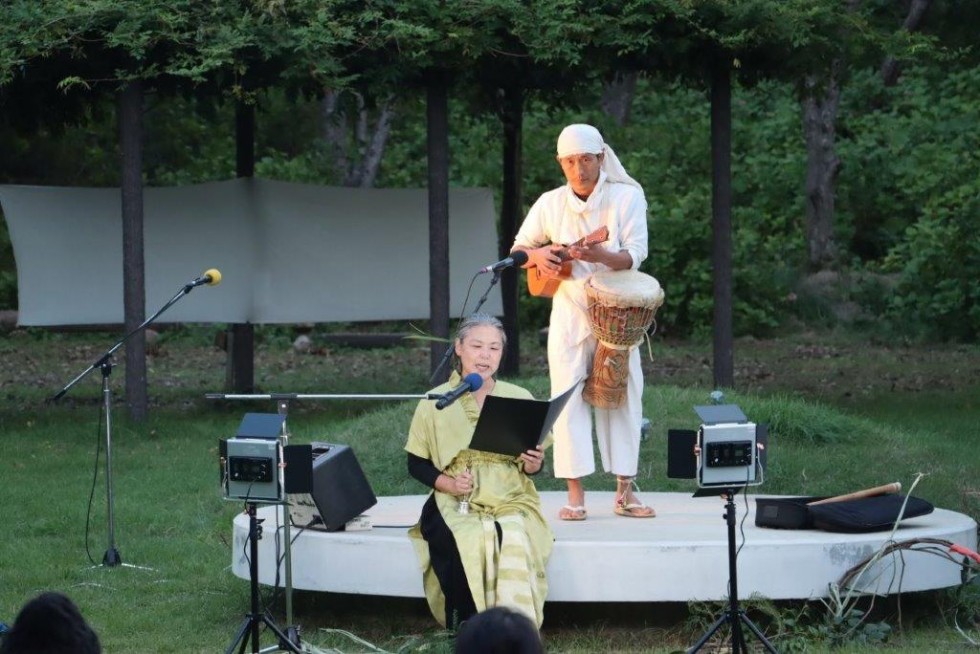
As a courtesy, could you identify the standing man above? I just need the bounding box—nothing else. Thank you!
[511,123,654,521]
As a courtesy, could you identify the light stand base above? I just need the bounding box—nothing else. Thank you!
[226,613,301,654]
[687,489,779,654]
[688,608,776,653]
[227,503,302,654]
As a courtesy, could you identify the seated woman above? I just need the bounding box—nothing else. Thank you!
[405,313,554,630]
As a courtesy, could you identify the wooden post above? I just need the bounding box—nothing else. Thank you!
[119,80,147,420]
[427,76,451,383]
[710,57,734,389]
[499,85,524,377]
[228,99,256,393]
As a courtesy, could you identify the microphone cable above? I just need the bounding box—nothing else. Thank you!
[428,270,483,385]
[83,401,106,566]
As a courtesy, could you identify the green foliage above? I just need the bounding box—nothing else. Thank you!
[0,212,15,310]
[837,66,979,262]
[942,572,980,646]
[856,65,980,342]
[814,608,892,648]
[768,603,894,651]
[684,596,893,652]
[881,185,980,341]
[2,3,979,341]
[626,77,806,337]
[0,269,16,310]
[737,393,862,446]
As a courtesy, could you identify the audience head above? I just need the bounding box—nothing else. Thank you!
[0,592,101,654]
[454,606,543,654]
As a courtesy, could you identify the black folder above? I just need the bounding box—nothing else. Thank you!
[467,380,581,457]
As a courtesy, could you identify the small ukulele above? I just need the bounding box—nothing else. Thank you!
[526,225,609,298]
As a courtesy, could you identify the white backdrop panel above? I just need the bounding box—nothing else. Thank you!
[1,179,502,325]
[144,180,255,321]
[1,186,127,324]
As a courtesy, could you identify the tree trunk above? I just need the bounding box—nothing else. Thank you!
[427,79,451,382]
[881,0,932,86]
[119,81,147,420]
[802,70,842,272]
[228,100,255,393]
[600,71,639,126]
[498,85,524,377]
[320,90,394,188]
[320,91,351,180]
[710,60,734,389]
[357,98,393,188]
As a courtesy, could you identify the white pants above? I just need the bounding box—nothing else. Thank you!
[548,329,644,480]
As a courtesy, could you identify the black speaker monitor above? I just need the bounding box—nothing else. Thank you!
[307,442,377,531]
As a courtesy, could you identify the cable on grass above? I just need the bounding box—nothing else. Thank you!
[824,473,980,644]
[304,627,424,654]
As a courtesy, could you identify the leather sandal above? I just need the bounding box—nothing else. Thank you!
[615,477,655,518]
[558,505,588,521]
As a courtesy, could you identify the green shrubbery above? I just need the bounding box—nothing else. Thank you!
[883,185,980,341]
[2,64,977,341]
[838,65,980,342]
[0,217,16,310]
[483,66,977,341]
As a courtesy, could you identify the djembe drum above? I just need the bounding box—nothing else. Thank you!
[582,270,665,409]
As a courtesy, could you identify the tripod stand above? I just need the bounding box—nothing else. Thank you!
[227,503,302,654]
[688,488,779,654]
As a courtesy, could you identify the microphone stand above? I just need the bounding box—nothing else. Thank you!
[430,269,503,384]
[52,279,211,568]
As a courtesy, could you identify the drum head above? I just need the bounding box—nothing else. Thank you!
[585,270,664,310]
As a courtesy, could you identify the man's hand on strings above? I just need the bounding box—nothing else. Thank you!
[525,246,563,277]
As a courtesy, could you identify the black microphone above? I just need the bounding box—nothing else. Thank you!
[186,268,222,289]
[478,250,528,274]
[435,373,484,410]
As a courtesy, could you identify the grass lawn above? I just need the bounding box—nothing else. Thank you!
[0,327,978,652]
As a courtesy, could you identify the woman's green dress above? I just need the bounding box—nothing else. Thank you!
[405,374,554,628]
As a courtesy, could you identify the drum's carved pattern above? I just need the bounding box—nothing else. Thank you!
[582,271,665,410]
[583,344,630,408]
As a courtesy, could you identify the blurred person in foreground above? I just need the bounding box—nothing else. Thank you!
[454,606,544,654]
[0,591,101,654]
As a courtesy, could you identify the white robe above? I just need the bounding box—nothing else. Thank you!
[514,171,649,478]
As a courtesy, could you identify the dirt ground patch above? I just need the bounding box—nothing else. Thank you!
[2,328,978,409]
[645,334,980,403]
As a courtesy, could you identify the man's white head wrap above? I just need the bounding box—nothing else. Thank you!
[556,123,643,191]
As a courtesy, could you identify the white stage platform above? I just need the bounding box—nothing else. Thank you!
[231,492,977,602]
